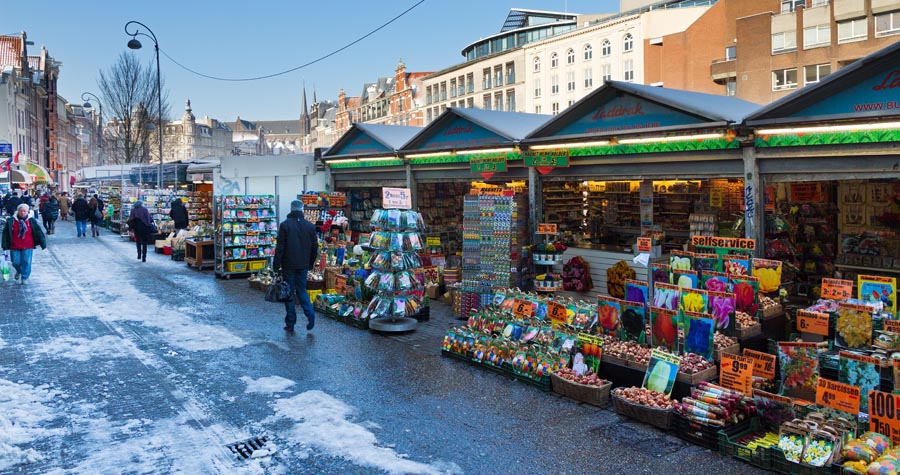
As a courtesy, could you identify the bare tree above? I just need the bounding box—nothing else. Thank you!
[97,52,170,164]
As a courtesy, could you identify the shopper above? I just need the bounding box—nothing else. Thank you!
[88,194,104,238]
[169,198,189,235]
[58,192,70,221]
[273,200,319,334]
[127,201,155,262]
[1,203,47,285]
[72,194,90,238]
[21,191,32,208]
[4,192,21,216]
[43,194,60,234]
[39,193,50,231]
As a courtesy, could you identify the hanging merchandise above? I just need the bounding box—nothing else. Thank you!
[213,195,278,277]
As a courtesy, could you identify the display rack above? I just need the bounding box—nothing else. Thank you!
[299,191,348,240]
[214,195,278,278]
[97,186,121,230]
[347,188,382,241]
[417,182,467,256]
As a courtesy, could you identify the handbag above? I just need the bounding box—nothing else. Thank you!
[265,275,293,303]
[93,207,102,219]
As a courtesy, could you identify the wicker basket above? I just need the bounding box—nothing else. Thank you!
[611,391,673,430]
[551,373,612,407]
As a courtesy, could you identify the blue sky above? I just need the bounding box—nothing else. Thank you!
[3,1,620,122]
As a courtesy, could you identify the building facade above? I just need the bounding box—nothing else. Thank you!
[162,99,233,162]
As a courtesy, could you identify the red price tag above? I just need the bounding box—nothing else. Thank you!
[817,378,860,414]
[512,298,533,319]
[720,354,754,395]
[637,237,652,253]
[797,310,830,336]
[547,301,568,327]
[743,349,776,380]
[537,223,557,234]
[821,278,853,300]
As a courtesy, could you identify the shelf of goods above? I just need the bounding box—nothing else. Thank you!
[140,189,212,235]
[184,191,212,226]
[119,200,135,237]
[347,188,383,239]
[417,182,468,256]
[214,195,277,277]
[98,187,122,231]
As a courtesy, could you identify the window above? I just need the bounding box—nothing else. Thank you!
[551,52,559,68]
[483,70,492,89]
[449,79,457,98]
[466,73,474,93]
[568,100,575,107]
[467,97,474,108]
[804,63,831,84]
[566,48,575,64]
[584,44,593,60]
[811,0,828,6]
[552,102,560,115]
[803,25,830,48]
[602,63,612,82]
[506,63,515,84]
[535,105,542,114]
[781,0,804,13]
[772,68,798,90]
[494,66,503,87]
[623,59,634,81]
[533,56,541,73]
[483,94,491,110]
[506,91,516,112]
[838,18,867,43]
[725,79,736,96]
[876,11,900,37]
[602,39,611,56]
[725,46,736,61]
[567,72,576,91]
[584,68,593,88]
[552,75,559,94]
[624,33,633,51]
[772,31,797,53]
[534,79,541,98]
[493,93,502,111]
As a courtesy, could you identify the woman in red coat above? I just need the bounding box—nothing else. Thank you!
[1,204,47,284]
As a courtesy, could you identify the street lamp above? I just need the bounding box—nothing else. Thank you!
[81,92,103,167]
[124,21,164,189]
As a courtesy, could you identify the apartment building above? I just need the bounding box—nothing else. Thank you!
[163,99,233,161]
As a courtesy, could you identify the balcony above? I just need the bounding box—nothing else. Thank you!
[710,58,737,82]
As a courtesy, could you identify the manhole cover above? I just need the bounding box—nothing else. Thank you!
[226,435,270,460]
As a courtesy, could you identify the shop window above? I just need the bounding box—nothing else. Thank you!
[551,52,559,68]
[602,63,612,82]
[552,75,559,94]
[803,25,830,49]
[623,33,633,52]
[566,48,575,64]
[804,63,831,85]
[876,11,900,37]
[567,71,576,91]
[602,39,611,56]
[533,56,541,73]
[773,68,798,90]
[623,59,634,82]
[552,102,559,115]
[838,18,867,43]
[584,68,593,88]
[584,44,593,60]
[772,31,797,53]
[534,78,541,98]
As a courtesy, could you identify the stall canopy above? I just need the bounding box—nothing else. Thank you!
[24,162,53,184]
[1,169,33,184]
[746,40,900,126]
[323,123,422,160]
[401,107,551,155]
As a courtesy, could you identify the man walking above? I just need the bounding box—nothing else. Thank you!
[71,194,90,238]
[273,200,319,334]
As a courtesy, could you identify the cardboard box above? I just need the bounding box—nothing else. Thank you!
[676,365,718,385]
[425,285,440,300]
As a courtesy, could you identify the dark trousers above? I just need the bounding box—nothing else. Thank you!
[282,269,315,329]
[135,233,148,260]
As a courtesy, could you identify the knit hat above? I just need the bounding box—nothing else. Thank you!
[135,201,143,207]
[290,200,304,212]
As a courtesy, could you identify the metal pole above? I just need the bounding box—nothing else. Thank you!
[155,43,163,190]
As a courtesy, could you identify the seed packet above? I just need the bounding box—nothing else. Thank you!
[838,351,879,412]
[407,233,423,250]
[387,209,401,230]
[752,258,783,294]
[731,276,760,316]
[379,273,395,292]
[597,296,623,336]
[650,307,679,352]
[642,349,681,396]
[390,252,404,271]
[723,254,750,276]
[835,303,873,350]
[680,288,709,314]
[778,423,809,463]
[693,253,721,274]
[396,271,414,290]
[674,270,698,290]
[651,263,672,286]
[403,253,421,270]
[624,279,648,307]
[390,233,403,251]
[778,342,820,401]
[670,250,694,272]
[620,302,646,343]
[393,297,407,317]
[701,271,729,293]
[652,283,680,311]
[683,312,715,361]
[708,291,736,333]
[365,271,381,290]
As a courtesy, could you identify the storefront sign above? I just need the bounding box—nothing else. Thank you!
[512,298,533,319]
[821,278,853,301]
[536,223,557,234]
[743,349,776,379]
[522,150,570,167]
[817,378,861,414]
[555,95,699,136]
[797,310,830,336]
[381,187,412,210]
[720,353,753,395]
[418,117,504,150]
[637,237,652,253]
[858,274,897,315]
[790,183,822,202]
[870,389,900,444]
[709,189,723,208]
[547,301,568,327]
[329,132,391,156]
[691,236,756,251]
[469,155,508,173]
[784,64,900,118]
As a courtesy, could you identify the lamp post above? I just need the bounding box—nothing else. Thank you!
[81,92,104,167]
[124,21,164,189]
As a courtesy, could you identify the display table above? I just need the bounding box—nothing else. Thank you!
[185,239,215,270]
[554,244,650,300]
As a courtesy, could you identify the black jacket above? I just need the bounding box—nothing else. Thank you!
[43,198,60,220]
[273,211,319,271]
[72,197,91,221]
[2,216,47,250]
[4,196,21,215]
[169,201,189,229]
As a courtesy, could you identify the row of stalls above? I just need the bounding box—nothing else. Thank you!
[322,40,900,302]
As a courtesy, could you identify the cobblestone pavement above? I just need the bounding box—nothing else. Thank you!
[0,220,768,475]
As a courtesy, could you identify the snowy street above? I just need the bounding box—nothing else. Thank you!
[0,220,766,475]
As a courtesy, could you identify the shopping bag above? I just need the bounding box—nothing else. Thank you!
[265,276,293,303]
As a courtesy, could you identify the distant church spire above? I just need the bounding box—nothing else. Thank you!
[299,83,310,136]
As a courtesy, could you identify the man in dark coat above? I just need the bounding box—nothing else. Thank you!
[273,200,319,334]
[5,192,21,216]
[169,198,189,234]
[127,201,155,262]
[71,194,91,238]
[42,194,60,234]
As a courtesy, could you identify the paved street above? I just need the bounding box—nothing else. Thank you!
[0,219,767,475]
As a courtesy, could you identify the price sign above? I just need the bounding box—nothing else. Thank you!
[637,237,652,253]
[816,378,860,414]
[797,310,830,336]
[720,354,754,395]
[537,223,557,234]
[869,390,900,444]
[426,237,441,247]
[821,278,853,300]
[709,188,723,208]
[381,187,412,210]
[742,349,776,379]
[547,301,568,327]
[334,275,348,295]
[512,298,533,319]
[885,320,900,334]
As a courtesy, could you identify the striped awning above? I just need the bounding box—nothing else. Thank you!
[24,162,53,184]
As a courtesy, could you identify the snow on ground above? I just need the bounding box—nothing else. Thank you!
[267,390,462,475]
[241,376,296,394]
[0,379,63,472]
[31,335,149,362]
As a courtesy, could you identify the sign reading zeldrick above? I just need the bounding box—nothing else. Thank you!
[523,150,570,167]
[470,155,508,173]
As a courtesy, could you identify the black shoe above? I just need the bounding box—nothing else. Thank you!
[306,320,315,331]
[142,256,146,262]
[283,325,295,334]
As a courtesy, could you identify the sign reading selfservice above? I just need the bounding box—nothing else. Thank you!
[330,131,391,156]
[554,95,701,137]
[788,64,900,117]
[416,117,504,151]
[522,150,570,167]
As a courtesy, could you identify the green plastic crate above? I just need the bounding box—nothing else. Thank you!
[718,419,777,470]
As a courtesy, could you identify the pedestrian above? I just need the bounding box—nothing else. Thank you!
[272,200,319,334]
[21,190,32,207]
[58,192,70,221]
[1,203,47,285]
[72,194,90,238]
[88,194,104,238]
[169,198,189,235]
[0,191,7,216]
[4,192,21,216]
[39,192,51,231]
[43,194,60,234]
[127,201,156,262]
